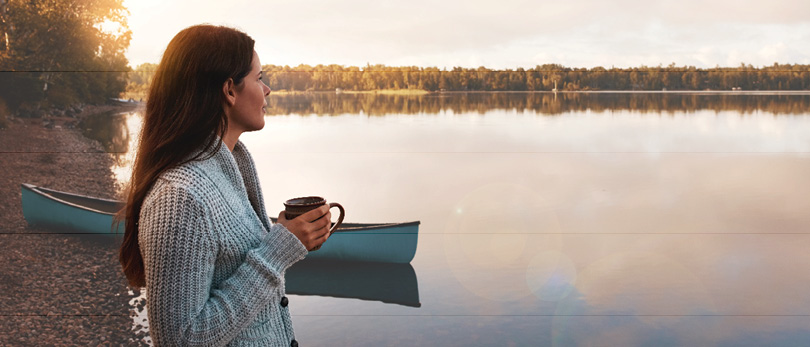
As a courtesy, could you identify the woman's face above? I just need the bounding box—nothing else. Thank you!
[228,51,271,133]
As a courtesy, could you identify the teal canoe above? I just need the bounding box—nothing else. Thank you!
[21,183,125,234]
[21,183,420,263]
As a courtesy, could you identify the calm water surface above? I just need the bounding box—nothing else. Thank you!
[91,92,810,345]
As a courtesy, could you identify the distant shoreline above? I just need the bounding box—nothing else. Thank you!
[267,90,810,95]
[269,89,430,96]
[126,63,810,96]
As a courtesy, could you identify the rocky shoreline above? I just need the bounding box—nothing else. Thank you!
[0,103,149,345]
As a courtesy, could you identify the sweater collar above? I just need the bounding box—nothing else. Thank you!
[204,137,272,232]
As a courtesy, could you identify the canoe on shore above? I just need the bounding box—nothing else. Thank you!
[20,183,420,263]
[21,183,125,235]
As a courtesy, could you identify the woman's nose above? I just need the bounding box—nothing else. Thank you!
[263,85,271,97]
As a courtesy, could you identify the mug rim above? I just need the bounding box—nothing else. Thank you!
[284,196,326,207]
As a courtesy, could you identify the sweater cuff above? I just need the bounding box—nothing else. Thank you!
[255,224,308,273]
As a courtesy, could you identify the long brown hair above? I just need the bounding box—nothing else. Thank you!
[116,25,255,288]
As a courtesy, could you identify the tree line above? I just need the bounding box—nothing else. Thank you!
[266,63,810,92]
[123,63,810,96]
[0,0,131,120]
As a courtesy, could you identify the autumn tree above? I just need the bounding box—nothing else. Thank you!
[0,0,131,116]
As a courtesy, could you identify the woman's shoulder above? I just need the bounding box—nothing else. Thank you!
[160,159,211,185]
[146,161,220,205]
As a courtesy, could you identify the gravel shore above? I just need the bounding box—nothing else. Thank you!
[0,104,150,345]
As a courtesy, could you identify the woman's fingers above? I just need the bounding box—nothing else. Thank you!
[309,216,331,238]
[300,205,330,222]
[314,211,331,230]
[305,213,332,250]
[309,219,332,249]
[304,228,329,250]
[311,227,330,248]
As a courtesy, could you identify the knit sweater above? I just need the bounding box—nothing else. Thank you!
[138,139,308,346]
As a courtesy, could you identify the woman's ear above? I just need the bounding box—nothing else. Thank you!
[222,78,236,107]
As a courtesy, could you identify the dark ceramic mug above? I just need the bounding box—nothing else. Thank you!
[283,196,345,235]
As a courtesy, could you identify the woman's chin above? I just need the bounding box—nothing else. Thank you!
[252,120,266,131]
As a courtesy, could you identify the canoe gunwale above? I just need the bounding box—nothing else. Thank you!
[269,217,420,233]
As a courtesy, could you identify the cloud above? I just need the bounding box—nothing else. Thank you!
[124,0,810,68]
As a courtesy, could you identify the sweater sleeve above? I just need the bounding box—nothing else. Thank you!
[139,183,307,346]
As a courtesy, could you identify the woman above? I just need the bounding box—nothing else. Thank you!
[117,24,331,346]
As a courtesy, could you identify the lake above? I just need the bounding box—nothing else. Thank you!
[87,92,810,345]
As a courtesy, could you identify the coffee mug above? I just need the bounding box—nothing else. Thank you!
[283,196,345,234]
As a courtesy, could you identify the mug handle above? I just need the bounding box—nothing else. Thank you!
[328,202,345,234]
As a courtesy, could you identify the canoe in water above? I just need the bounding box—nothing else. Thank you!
[270,217,419,263]
[20,183,419,263]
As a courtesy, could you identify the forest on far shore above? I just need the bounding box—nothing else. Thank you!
[126,63,810,97]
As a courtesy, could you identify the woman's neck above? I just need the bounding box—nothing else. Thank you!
[222,128,242,152]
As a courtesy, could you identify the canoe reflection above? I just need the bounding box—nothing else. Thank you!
[285,258,421,308]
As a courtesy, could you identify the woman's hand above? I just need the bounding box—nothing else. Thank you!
[277,205,332,251]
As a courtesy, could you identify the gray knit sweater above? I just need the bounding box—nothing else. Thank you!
[138,139,308,346]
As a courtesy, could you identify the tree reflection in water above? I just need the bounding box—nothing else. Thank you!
[265,92,810,117]
[80,110,132,166]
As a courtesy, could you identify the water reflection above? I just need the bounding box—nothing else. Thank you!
[80,111,132,163]
[286,258,420,308]
[266,92,810,116]
[80,110,140,194]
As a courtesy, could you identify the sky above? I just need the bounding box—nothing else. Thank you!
[123,0,810,70]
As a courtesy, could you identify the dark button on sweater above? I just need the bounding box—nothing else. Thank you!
[281,296,289,307]
[290,339,298,347]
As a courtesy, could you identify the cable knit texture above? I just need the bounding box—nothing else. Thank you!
[139,139,308,346]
